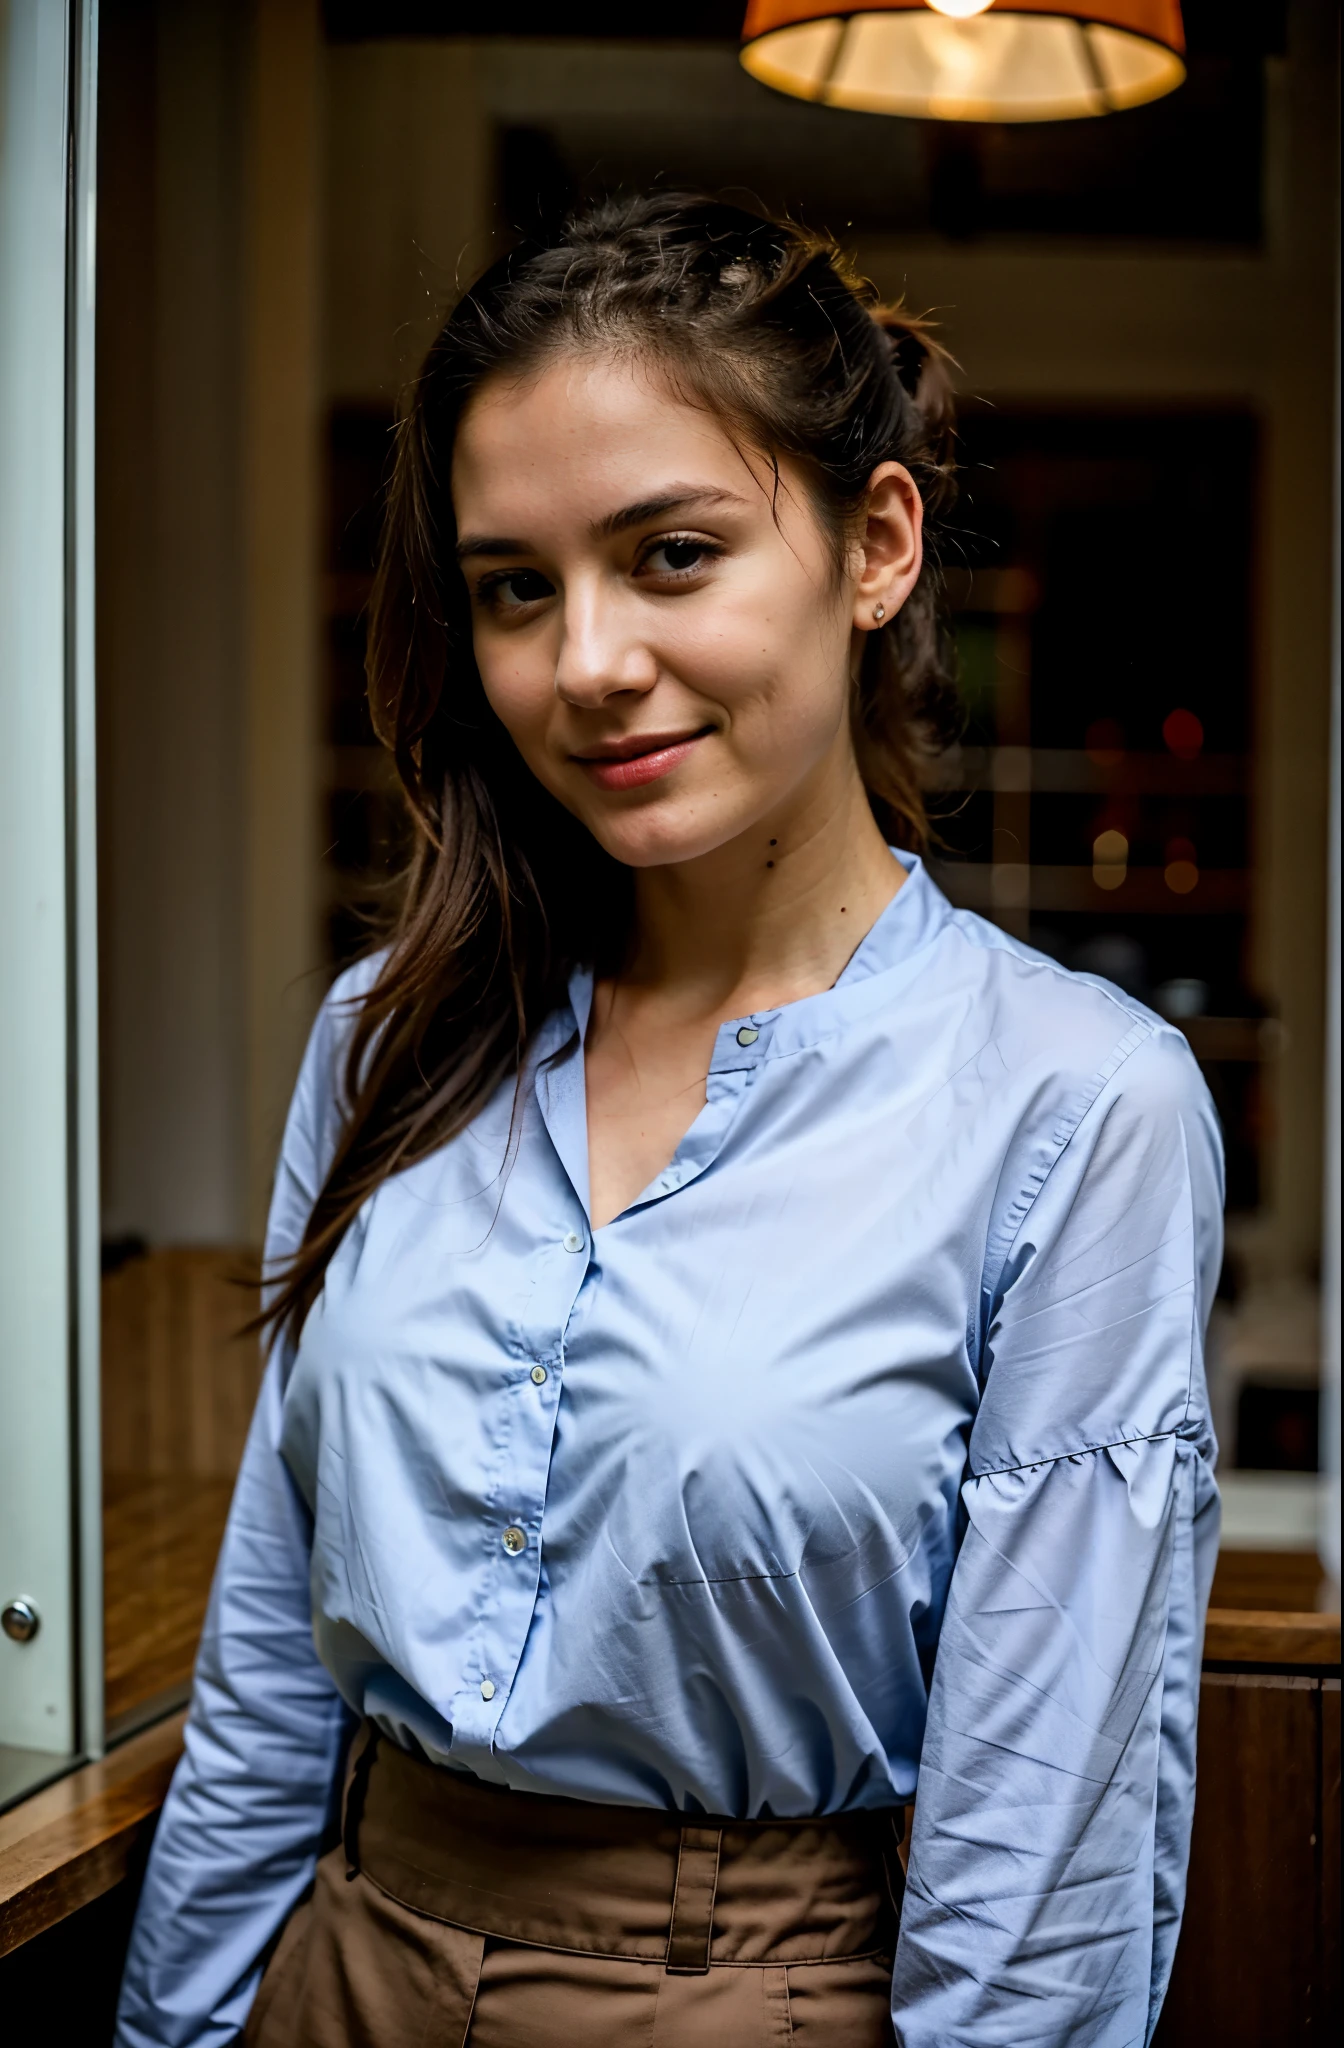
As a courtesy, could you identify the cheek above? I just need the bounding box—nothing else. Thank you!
[474,634,554,751]
[672,583,848,739]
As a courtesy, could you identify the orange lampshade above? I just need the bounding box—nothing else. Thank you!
[740,1,1186,121]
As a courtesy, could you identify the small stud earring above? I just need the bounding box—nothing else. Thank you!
[873,603,886,623]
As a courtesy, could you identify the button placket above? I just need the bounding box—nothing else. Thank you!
[458,1222,587,1759]
[467,1517,543,1748]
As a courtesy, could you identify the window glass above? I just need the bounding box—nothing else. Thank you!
[95,0,322,1739]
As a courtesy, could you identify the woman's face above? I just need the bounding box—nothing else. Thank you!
[452,352,921,871]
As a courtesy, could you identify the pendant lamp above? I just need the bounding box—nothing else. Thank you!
[740,1,1186,121]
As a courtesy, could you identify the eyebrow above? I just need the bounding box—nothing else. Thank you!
[454,486,748,562]
[592,486,748,540]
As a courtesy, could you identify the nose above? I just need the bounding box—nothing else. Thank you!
[553,578,658,708]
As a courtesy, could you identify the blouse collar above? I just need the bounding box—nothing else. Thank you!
[560,851,952,1074]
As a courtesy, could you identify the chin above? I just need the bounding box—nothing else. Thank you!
[578,798,748,872]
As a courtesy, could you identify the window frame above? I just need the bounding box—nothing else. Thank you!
[0,0,102,1796]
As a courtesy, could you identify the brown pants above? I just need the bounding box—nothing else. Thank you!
[244,1725,902,2047]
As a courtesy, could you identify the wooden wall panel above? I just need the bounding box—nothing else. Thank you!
[1156,1672,1337,2043]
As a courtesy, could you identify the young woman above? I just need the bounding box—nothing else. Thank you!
[116,195,1222,2048]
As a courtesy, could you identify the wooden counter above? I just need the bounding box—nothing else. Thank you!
[0,1712,185,1960]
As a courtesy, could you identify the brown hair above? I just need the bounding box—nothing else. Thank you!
[267,192,960,1346]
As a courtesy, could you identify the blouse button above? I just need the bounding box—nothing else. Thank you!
[530,1365,548,1385]
[736,1026,759,1047]
[480,1678,496,1701]
[501,1525,527,1556]
[562,1230,584,1253]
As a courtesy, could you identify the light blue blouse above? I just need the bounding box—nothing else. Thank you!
[115,854,1223,2048]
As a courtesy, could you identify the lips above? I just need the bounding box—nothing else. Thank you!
[573,729,711,792]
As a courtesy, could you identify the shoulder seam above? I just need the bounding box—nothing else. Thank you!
[944,909,1154,1033]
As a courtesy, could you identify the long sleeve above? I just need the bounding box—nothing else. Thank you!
[891,1025,1223,2048]
[115,975,371,2048]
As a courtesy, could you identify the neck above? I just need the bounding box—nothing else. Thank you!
[621,754,904,1017]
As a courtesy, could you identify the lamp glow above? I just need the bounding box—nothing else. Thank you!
[740,2,1187,123]
[1092,829,1129,891]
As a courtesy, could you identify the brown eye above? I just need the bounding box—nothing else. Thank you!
[481,568,553,609]
[641,537,719,577]
[660,540,703,572]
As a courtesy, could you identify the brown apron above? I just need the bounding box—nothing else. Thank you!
[244,1722,904,2047]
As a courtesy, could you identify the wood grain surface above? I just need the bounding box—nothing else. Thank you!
[1210,1545,1331,1612]
[1155,1674,1341,2043]
[101,1247,260,1481]
[103,1475,233,1730]
[0,1715,185,1958]
[1203,1607,1341,1666]
[101,1246,257,1729]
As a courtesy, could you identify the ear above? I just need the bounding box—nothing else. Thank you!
[852,462,923,632]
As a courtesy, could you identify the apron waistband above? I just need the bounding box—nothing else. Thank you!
[340,1722,905,1973]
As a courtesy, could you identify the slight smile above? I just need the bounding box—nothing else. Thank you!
[573,727,714,792]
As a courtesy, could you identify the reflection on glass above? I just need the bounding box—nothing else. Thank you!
[101,1248,259,1736]
[92,0,320,1745]
[1092,827,1129,890]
